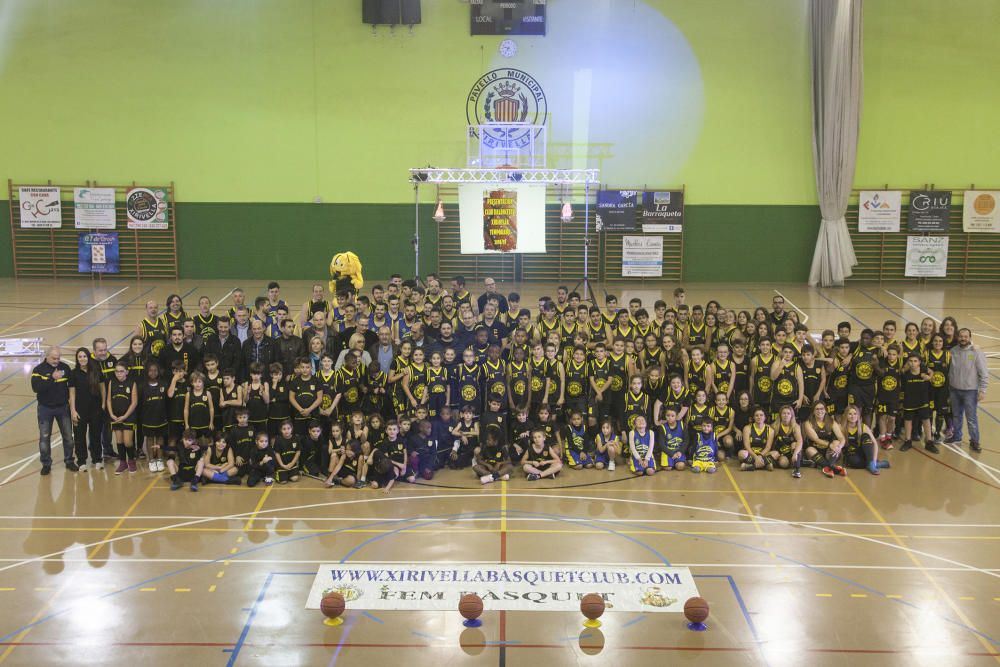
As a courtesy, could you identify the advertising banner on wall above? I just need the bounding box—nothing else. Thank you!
[962,191,1000,232]
[78,232,120,274]
[18,187,62,228]
[621,235,663,277]
[74,187,117,229]
[306,563,700,613]
[639,190,684,232]
[597,190,638,232]
[858,190,901,232]
[907,190,951,233]
[459,183,545,253]
[126,187,169,229]
[905,235,948,277]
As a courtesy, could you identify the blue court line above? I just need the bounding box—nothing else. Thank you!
[2,505,998,654]
[740,290,763,308]
[621,614,646,628]
[361,611,383,624]
[695,574,761,644]
[854,288,905,319]
[815,291,869,328]
[227,572,274,667]
[0,285,159,430]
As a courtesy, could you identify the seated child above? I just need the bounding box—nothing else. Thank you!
[273,419,302,483]
[203,431,238,484]
[628,415,656,476]
[168,429,204,491]
[657,408,687,471]
[521,428,562,481]
[247,431,276,487]
[564,410,594,469]
[592,418,621,471]
[691,418,719,473]
[473,425,513,484]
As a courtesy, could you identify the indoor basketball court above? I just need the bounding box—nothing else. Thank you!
[0,281,996,666]
[0,0,998,665]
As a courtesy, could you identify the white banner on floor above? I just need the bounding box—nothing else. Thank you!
[306,563,699,613]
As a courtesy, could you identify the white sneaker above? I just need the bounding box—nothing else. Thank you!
[608,460,616,471]
[78,463,88,472]
[500,474,510,481]
[480,474,493,485]
[95,462,104,471]
[152,460,162,473]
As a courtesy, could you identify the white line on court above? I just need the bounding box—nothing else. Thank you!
[943,444,1000,485]
[884,288,1000,342]
[0,557,994,573]
[0,514,997,529]
[0,493,997,582]
[211,288,236,310]
[0,436,61,480]
[774,289,809,324]
[8,287,129,337]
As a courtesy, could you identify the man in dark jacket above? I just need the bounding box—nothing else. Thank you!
[274,318,305,377]
[30,346,77,474]
[302,310,341,359]
[206,316,242,377]
[158,326,201,374]
[241,320,274,382]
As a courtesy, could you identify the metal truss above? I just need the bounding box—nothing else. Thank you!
[409,168,599,185]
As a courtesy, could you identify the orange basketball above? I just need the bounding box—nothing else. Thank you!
[321,592,346,619]
[684,596,709,623]
[580,593,605,620]
[459,593,483,620]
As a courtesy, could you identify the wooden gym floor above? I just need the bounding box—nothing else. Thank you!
[0,279,997,666]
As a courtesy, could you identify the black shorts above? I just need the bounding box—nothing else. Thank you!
[844,451,868,468]
[827,393,848,415]
[112,422,135,432]
[876,400,899,415]
[903,407,930,422]
[142,424,166,439]
[848,388,875,410]
[176,466,198,482]
[168,421,185,442]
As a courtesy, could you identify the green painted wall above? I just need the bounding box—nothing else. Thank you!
[175,203,438,279]
[681,206,820,282]
[856,0,1000,187]
[0,1,993,281]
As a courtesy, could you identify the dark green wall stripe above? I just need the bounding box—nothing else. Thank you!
[0,202,819,282]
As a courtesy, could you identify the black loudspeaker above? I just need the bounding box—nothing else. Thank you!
[400,0,421,24]
[362,0,420,25]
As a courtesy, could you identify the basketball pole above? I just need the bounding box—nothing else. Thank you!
[413,182,420,278]
[572,180,595,304]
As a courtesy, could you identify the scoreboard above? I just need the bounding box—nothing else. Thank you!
[470,0,546,36]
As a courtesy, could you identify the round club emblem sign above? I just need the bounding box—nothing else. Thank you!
[466,69,547,150]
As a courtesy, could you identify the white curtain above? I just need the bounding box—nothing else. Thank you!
[808,0,862,287]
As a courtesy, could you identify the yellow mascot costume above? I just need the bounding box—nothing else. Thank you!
[328,252,364,302]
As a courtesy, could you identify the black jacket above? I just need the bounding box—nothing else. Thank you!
[241,336,274,381]
[275,334,306,376]
[31,361,72,408]
[206,334,242,377]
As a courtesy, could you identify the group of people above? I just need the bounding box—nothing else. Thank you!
[30,276,990,491]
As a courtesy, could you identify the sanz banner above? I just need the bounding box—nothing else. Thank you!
[858,190,901,232]
[18,186,62,228]
[596,190,638,232]
[306,563,700,613]
[640,190,684,232]
[963,190,1000,233]
[622,235,663,277]
[74,187,117,229]
[78,232,120,274]
[459,183,545,253]
[905,235,948,278]
[908,190,951,233]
